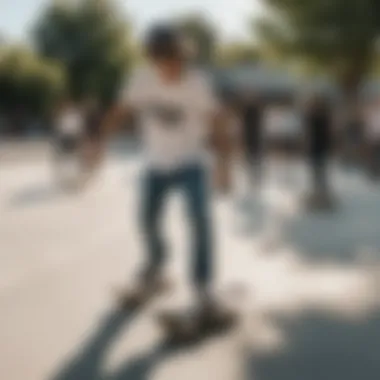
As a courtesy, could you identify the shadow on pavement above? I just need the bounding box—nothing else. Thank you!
[109,321,241,380]
[287,190,380,264]
[109,341,189,380]
[249,310,380,380]
[243,179,380,380]
[51,306,214,380]
[51,308,137,380]
[234,195,266,238]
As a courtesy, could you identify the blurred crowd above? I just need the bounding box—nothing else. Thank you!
[224,91,380,187]
[51,86,380,196]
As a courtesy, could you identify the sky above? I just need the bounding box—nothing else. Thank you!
[0,0,263,43]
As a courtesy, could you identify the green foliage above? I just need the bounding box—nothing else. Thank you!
[0,45,66,117]
[33,0,133,103]
[257,0,380,94]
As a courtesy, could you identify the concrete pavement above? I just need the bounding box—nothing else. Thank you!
[1,155,380,380]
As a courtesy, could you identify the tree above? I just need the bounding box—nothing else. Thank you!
[177,14,217,65]
[256,0,380,98]
[33,0,134,103]
[0,45,66,134]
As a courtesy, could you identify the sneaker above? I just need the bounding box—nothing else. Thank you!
[198,296,237,332]
[116,268,170,310]
[158,297,237,344]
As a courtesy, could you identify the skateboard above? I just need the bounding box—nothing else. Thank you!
[114,276,171,310]
[158,303,238,344]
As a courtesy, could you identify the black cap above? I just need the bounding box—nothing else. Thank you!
[145,24,183,60]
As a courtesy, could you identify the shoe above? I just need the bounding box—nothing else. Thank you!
[198,297,238,332]
[116,268,170,310]
[158,299,237,344]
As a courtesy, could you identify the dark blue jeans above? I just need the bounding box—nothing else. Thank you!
[141,164,213,287]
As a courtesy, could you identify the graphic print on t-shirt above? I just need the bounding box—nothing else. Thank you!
[147,102,185,130]
[123,66,218,170]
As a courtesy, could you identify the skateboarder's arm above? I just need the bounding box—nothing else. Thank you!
[211,107,234,192]
[211,107,233,156]
[102,68,146,136]
[230,103,245,157]
[102,103,132,136]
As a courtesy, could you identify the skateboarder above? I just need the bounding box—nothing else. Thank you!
[103,24,234,332]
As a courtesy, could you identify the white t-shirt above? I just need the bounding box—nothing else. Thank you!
[264,107,302,140]
[56,110,84,137]
[121,66,218,171]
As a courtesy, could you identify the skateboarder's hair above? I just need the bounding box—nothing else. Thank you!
[145,24,183,61]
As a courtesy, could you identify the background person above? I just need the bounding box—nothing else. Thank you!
[52,98,85,189]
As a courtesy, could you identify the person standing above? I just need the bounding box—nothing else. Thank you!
[82,97,105,176]
[261,96,303,248]
[53,98,85,189]
[240,91,264,189]
[264,96,303,187]
[103,24,233,323]
[304,95,334,206]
